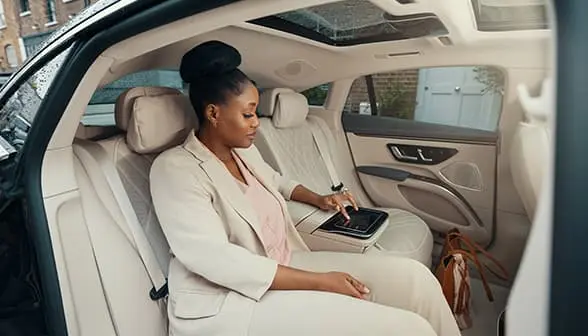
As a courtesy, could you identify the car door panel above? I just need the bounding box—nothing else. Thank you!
[343,114,497,245]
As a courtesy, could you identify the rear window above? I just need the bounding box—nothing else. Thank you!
[83,69,184,126]
[249,0,448,46]
[301,84,329,106]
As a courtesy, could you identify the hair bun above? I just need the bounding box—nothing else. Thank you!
[180,40,242,84]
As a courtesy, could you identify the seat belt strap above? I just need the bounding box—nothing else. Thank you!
[73,141,168,301]
[309,120,344,192]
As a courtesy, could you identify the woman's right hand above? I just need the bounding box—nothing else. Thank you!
[315,271,370,299]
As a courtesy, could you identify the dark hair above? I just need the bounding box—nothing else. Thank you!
[180,40,252,124]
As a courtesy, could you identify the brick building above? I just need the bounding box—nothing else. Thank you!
[18,0,97,57]
[0,0,26,72]
[345,69,420,119]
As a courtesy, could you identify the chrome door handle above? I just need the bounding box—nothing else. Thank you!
[417,148,433,162]
[391,146,418,161]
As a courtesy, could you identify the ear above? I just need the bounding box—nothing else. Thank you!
[204,104,220,126]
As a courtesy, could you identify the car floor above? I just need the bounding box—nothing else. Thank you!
[462,279,510,336]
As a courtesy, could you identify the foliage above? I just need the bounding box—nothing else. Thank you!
[473,66,505,95]
[301,85,329,106]
[377,83,415,119]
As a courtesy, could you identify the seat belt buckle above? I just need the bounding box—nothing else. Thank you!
[150,282,168,301]
[331,183,344,192]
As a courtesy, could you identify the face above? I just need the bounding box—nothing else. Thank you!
[206,81,260,148]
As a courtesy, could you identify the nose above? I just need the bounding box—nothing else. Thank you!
[251,114,260,129]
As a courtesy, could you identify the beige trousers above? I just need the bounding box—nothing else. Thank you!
[248,252,462,336]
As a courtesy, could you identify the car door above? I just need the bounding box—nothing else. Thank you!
[341,66,505,245]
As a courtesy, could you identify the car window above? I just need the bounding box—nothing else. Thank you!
[82,69,185,126]
[0,46,73,161]
[301,84,329,106]
[344,66,505,132]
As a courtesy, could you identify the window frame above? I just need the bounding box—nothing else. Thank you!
[5,45,18,68]
[46,0,57,24]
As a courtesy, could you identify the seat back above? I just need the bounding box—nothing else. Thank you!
[72,86,196,335]
[510,78,553,220]
[255,88,352,221]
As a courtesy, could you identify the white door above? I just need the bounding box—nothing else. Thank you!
[415,66,503,131]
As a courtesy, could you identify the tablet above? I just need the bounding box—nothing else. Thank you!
[318,206,388,239]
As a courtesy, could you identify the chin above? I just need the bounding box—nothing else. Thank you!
[233,138,255,149]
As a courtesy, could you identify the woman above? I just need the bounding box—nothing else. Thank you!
[150,40,461,336]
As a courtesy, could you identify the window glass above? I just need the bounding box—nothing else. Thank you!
[301,84,329,106]
[0,1,6,28]
[5,45,18,69]
[46,0,57,23]
[344,66,505,131]
[0,46,73,160]
[82,69,184,126]
[20,0,30,13]
[471,0,549,32]
[251,0,448,46]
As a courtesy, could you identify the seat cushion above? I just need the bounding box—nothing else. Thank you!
[365,209,434,267]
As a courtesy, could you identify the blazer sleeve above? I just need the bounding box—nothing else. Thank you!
[150,151,278,301]
[246,145,301,200]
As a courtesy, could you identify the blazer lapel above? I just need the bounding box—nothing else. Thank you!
[182,133,264,243]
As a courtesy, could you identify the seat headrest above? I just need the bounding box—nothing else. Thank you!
[517,77,554,123]
[115,87,197,154]
[258,88,309,128]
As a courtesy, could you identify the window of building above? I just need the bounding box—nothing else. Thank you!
[20,0,30,13]
[0,1,6,28]
[46,0,57,23]
[344,66,505,132]
[249,0,448,46]
[301,84,329,106]
[5,45,18,69]
[82,69,185,126]
[471,0,549,32]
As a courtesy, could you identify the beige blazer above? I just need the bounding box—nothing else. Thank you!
[150,131,310,336]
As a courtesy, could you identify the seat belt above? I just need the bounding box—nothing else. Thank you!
[73,141,168,302]
[309,120,344,192]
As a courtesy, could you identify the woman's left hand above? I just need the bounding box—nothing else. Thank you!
[316,189,359,221]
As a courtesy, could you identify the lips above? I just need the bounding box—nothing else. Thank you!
[247,132,257,139]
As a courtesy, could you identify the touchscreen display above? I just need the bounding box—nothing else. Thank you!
[333,209,379,233]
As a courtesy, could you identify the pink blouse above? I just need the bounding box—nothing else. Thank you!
[233,152,291,265]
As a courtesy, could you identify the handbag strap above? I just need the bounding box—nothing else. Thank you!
[446,232,510,281]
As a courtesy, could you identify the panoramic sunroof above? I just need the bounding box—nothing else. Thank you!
[471,0,549,31]
[249,0,449,46]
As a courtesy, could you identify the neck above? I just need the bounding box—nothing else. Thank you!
[196,127,233,162]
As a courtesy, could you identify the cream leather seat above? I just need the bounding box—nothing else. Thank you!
[255,88,434,266]
[72,87,197,335]
[510,78,553,220]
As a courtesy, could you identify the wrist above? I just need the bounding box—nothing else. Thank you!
[308,272,326,291]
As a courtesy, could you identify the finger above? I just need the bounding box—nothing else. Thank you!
[345,192,359,211]
[349,277,370,294]
[335,199,350,221]
[344,280,364,299]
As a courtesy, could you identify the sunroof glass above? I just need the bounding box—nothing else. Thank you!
[250,0,449,46]
[471,0,549,31]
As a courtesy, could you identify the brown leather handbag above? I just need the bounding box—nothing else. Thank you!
[435,229,509,330]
